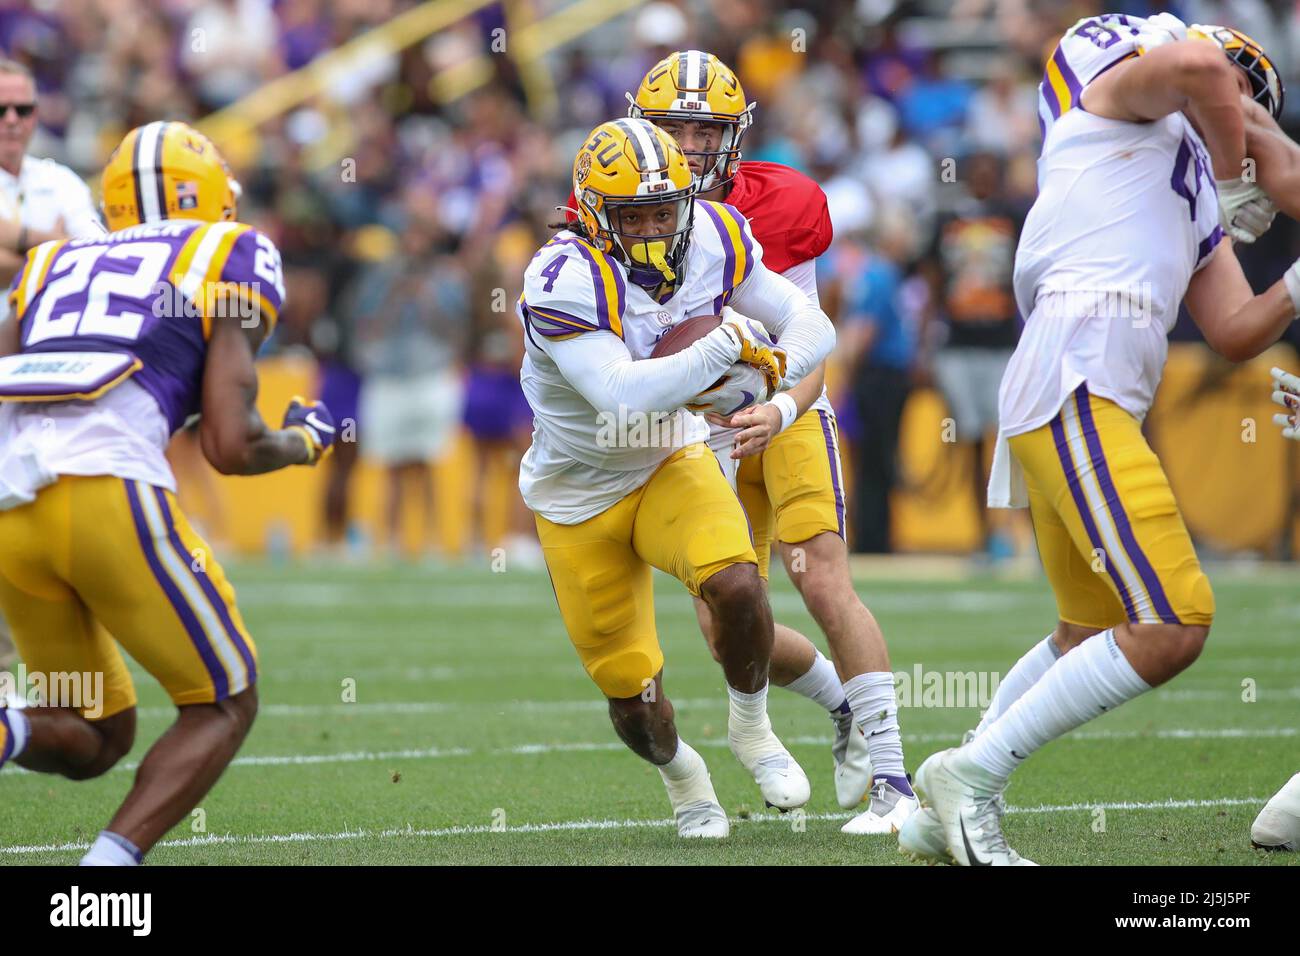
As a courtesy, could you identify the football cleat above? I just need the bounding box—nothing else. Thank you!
[675,800,730,839]
[833,718,874,809]
[659,743,729,838]
[842,777,919,835]
[1251,772,1300,851]
[914,748,1036,866]
[897,806,953,864]
[729,720,810,811]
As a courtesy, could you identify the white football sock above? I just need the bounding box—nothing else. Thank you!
[727,683,770,736]
[973,634,1061,736]
[784,650,847,713]
[844,671,906,777]
[1,708,30,763]
[80,830,142,867]
[659,739,704,780]
[966,629,1150,782]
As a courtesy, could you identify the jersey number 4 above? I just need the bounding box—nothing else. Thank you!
[25,241,174,346]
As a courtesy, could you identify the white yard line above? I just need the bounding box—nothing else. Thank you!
[4,726,1293,778]
[0,795,1267,856]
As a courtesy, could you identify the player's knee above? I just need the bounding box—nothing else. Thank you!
[700,562,763,621]
[221,686,259,742]
[1054,621,1105,652]
[1130,622,1210,673]
[66,708,137,781]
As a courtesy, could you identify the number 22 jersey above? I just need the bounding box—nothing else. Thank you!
[0,220,285,506]
[1001,13,1223,440]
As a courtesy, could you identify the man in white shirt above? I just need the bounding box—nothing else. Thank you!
[0,57,103,669]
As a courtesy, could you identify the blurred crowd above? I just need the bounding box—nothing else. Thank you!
[4,0,1300,557]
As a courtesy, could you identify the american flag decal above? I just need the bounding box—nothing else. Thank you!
[176,180,198,210]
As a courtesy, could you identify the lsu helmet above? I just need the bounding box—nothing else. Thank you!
[102,121,241,232]
[572,117,697,287]
[628,50,755,191]
[1190,23,1284,119]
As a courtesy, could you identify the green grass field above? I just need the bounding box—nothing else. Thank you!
[4,558,1298,866]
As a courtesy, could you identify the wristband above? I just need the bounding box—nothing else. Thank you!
[770,392,798,433]
[1285,261,1300,318]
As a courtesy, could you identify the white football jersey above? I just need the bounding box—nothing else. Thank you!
[1000,13,1223,439]
[518,200,763,523]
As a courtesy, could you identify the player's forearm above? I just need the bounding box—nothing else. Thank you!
[1177,49,1246,178]
[1204,285,1294,363]
[553,329,738,416]
[203,414,312,476]
[1245,108,1300,219]
[784,362,825,416]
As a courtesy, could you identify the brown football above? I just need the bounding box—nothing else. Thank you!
[650,314,725,388]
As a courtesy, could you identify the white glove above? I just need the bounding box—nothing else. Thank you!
[1137,12,1189,49]
[1270,366,1300,439]
[1217,177,1278,243]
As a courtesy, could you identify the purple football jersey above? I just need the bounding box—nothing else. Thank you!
[10,220,285,431]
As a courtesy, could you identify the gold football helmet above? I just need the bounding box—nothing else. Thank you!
[628,50,755,191]
[572,117,697,286]
[101,121,241,232]
[1190,23,1284,119]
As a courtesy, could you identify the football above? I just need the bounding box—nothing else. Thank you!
[650,315,767,417]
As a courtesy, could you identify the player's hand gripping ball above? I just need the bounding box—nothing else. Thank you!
[283,396,337,464]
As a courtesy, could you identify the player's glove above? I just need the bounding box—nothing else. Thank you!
[1271,367,1300,440]
[283,395,336,464]
[719,316,787,394]
[1217,177,1278,244]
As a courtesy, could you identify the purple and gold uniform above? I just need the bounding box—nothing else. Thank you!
[0,218,285,720]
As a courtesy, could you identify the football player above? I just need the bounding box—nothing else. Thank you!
[902,14,1300,865]
[0,122,335,865]
[613,50,917,832]
[521,118,835,835]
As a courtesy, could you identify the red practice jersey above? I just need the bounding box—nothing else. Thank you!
[562,160,832,276]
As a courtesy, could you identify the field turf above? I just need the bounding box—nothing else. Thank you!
[3,559,1298,866]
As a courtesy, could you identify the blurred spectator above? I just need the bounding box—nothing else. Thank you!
[840,212,920,553]
[351,205,470,559]
[919,150,1025,557]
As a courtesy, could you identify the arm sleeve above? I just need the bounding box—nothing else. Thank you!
[539,327,740,416]
[727,261,835,389]
[780,259,820,308]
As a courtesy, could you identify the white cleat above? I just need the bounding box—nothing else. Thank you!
[833,715,874,809]
[675,800,730,839]
[842,777,919,834]
[1251,772,1300,851]
[730,721,810,811]
[914,748,1036,866]
[659,743,729,838]
[897,806,953,864]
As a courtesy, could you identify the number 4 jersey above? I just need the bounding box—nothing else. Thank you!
[0,220,285,508]
[1002,13,1223,440]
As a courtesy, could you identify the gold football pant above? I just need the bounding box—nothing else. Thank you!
[535,444,758,698]
[1009,384,1213,629]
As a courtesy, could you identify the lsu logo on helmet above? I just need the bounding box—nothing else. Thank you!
[629,50,755,190]
[572,117,697,286]
[102,121,241,232]
[1190,23,1285,119]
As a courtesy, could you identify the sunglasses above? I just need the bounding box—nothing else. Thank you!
[0,103,35,118]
